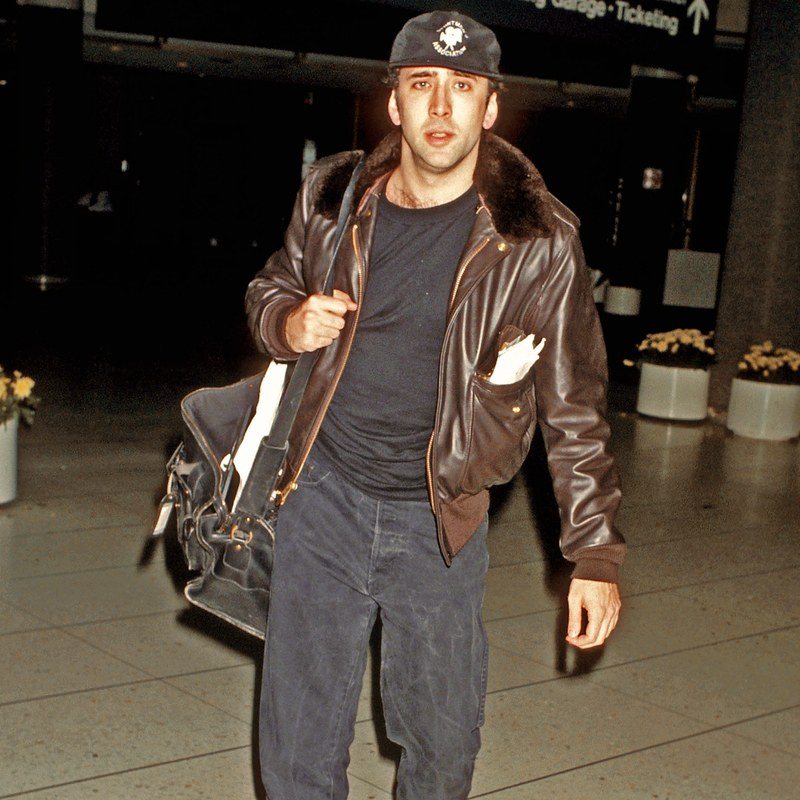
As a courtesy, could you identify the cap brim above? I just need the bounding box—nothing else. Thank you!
[388,60,502,81]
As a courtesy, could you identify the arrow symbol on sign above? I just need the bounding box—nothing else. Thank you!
[687,0,710,36]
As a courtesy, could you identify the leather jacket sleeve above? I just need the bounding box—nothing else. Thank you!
[528,230,626,583]
[245,177,314,361]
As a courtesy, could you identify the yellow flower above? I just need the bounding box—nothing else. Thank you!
[738,362,747,370]
[622,359,635,367]
[11,376,35,400]
[0,382,7,401]
[637,329,714,360]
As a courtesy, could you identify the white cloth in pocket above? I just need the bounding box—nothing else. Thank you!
[487,334,546,385]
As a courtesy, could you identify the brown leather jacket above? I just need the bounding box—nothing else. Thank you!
[245,131,625,583]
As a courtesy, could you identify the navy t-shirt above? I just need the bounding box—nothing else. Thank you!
[316,185,479,500]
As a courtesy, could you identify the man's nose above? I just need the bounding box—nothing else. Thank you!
[429,85,451,117]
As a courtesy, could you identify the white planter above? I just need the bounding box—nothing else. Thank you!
[727,377,800,441]
[0,414,18,504]
[604,286,641,316]
[636,363,710,421]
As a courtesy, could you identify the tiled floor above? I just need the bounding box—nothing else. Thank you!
[2,381,799,799]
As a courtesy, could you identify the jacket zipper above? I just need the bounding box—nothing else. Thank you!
[278,223,365,504]
[449,237,490,311]
[425,235,491,561]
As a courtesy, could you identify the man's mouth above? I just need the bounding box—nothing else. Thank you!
[424,130,455,146]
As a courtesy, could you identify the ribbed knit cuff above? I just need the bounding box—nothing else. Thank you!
[571,559,619,584]
[260,300,301,362]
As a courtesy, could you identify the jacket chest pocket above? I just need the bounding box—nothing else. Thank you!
[459,370,537,495]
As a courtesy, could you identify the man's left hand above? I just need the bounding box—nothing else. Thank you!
[565,578,621,649]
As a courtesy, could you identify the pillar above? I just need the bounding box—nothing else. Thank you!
[15,1,82,284]
[710,0,800,409]
[602,67,694,379]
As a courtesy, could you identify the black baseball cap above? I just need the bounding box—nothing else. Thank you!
[389,10,502,80]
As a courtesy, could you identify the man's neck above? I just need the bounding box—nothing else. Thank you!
[386,144,478,208]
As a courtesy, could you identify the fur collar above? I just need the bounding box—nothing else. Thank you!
[312,130,557,241]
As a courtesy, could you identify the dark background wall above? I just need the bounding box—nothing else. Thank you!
[1,2,743,406]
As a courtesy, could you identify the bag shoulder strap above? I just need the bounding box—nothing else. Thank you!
[235,154,365,517]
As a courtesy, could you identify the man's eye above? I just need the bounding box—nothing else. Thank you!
[454,81,472,90]
[412,81,430,89]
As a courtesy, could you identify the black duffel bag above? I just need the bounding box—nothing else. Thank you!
[152,155,364,639]
[156,372,281,638]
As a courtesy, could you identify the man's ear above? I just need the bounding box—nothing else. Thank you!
[482,92,499,130]
[388,89,401,127]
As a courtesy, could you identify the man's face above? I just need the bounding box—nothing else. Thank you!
[388,66,498,176]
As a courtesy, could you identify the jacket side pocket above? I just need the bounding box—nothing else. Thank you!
[458,369,537,495]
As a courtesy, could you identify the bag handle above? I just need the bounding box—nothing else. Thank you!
[235,154,366,518]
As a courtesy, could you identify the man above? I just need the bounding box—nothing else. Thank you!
[246,10,625,799]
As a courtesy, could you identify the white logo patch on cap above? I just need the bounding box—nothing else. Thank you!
[433,20,467,57]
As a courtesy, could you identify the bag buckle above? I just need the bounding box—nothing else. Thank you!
[229,521,254,545]
[269,481,284,500]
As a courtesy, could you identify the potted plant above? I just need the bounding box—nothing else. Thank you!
[624,329,716,421]
[1,366,39,504]
[727,341,800,441]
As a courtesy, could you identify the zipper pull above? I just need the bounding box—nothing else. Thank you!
[152,493,176,537]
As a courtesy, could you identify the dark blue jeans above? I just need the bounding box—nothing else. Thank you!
[259,445,489,800]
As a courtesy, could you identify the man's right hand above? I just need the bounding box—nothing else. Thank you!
[284,289,358,353]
